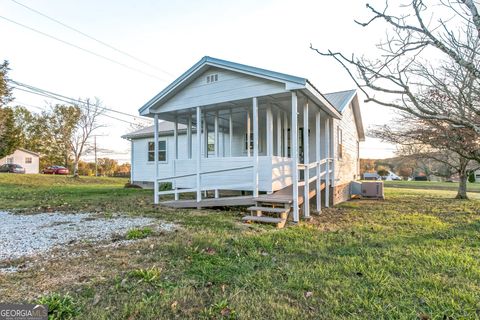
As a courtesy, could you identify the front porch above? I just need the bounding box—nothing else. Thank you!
[151,91,337,222]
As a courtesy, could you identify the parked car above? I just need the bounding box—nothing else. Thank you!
[42,166,69,175]
[0,163,26,174]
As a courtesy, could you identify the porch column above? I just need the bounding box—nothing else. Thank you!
[229,110,233,157]
[252,97,259,197]
[325,117,330,207]
[196,107,202,206]
[303,100,310,219]
[331,121,336,189]
[173,117,179,200]
[291,92,299,222]
[315,110,321,213]
[187,113,192,159]
[214,111,219,198]
[203,112,208,158]
[266,104,273,156]
[247,108,251,157]
[153,114,159,205]
[277,110,282,156]
[214,111,219,157]
[283,112,288,157]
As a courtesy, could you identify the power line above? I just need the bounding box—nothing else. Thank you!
[10,0,175,78]
[10,85,143,126]
[9,79,151,122]
[0,14,170,82]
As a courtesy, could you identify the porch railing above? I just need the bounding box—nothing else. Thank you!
[155,164,254,202]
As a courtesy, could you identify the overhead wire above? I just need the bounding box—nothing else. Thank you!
[0,14,169,82]
[9,0,175,78]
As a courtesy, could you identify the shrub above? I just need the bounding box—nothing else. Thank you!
[37,293,79,320]
[468,171,476,183]
[126,227,152,240]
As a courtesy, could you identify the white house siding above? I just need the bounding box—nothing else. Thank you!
[0,149,40,174]
[332,102,360,185]
[153,68,287,113]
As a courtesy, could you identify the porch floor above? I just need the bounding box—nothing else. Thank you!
[160,181,325,208]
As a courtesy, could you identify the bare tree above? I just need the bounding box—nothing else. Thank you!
[70,98,105,177]
[371,113,480,198]
[311,0,480,133]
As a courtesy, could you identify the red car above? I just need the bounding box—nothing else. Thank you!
[42,166,69,175]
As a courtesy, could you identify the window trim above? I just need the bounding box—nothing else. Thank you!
[147,139,168,163]
[337,126,343,160]
[25,157,32,164]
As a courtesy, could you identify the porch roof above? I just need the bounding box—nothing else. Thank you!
[138,56,342,119]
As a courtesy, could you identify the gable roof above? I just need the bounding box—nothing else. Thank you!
[324,89,357,113]
[138,56,341,119]
[17,148,40,157]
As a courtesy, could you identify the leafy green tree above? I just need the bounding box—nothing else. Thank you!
[0,61,18,158]
[0,108,20,158]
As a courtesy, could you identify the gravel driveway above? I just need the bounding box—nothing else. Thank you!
[0,211,172,262]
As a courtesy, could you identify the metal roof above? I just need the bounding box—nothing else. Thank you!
[122,122,187,140]
[324,89,357,113]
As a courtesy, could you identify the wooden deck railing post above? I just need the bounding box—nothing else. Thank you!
[291,91,299,222]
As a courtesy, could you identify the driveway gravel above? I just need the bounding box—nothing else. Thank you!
[0,211,172,262]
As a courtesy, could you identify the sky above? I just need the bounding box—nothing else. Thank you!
[0,0,398,163]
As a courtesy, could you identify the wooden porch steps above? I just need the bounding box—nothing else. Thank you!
[247,206,289,214]
[242,215,287,228]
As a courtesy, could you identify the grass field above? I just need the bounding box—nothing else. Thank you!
[1,175,479,319]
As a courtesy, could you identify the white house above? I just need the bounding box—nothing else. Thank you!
[123,56,365,223]
[0,148,40,174]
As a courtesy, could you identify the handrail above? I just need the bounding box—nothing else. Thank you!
[297,158,333,170]
[157,165,253,182]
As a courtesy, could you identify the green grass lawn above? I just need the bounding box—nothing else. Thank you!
[1,175,479,319]
[385,180,480,193]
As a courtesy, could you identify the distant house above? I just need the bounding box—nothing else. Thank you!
[123,56,365,222]
[363,172,381,180]
[475,170,480,183]
[384,171,401,181]
[0,149,40,174]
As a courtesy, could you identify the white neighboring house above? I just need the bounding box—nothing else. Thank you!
[123,56,365,221]
[475,170,480,183]
[0,149,40,174]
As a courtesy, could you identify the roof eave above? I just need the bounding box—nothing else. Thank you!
[304,81,342,119]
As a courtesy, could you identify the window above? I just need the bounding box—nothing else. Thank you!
[25,157,32,164]
[245,132,254,151]
[206,74,218,83]
[148,140,167,162]
[207,132,215,153]
[6,157,13,164]
[337,126,343,159]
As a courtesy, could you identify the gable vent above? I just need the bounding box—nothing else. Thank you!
[206,74,218,84]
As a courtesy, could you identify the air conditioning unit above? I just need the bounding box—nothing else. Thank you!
[361,181,384,199]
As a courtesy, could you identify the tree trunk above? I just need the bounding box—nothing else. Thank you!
[456,160,469,199]
[73,157,79,178]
